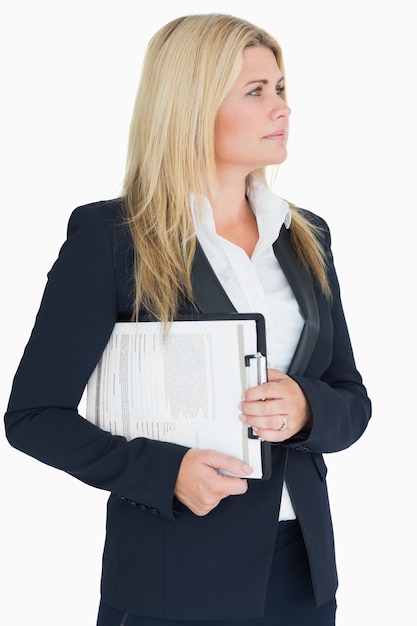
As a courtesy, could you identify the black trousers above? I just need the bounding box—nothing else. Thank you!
[97,520,336,626]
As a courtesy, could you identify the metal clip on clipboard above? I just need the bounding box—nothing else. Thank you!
[245,352,267,440]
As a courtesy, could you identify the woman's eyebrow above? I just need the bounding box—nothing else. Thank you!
[243,76,284,87]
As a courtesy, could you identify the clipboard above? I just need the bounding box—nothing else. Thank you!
[86,313,271,479]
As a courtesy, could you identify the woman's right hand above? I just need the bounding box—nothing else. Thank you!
[174,449,253,516]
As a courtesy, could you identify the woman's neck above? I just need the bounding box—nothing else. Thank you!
[207,178,259,258]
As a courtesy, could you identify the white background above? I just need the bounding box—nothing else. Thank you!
[1,1,415,624]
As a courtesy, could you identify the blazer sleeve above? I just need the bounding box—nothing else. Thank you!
[4,204,188,520]
[288,217,372,454]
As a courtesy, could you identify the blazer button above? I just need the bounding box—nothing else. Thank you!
[149,508,160,516]
[139,504,148,512]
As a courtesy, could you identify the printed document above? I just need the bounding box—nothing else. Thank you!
[86,319,266,477]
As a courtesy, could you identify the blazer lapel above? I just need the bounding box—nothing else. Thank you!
[273,226,320,376]
[191,242,237,314]
[191,231,320,377]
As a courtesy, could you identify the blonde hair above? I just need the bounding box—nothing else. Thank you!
[123,13,330,323]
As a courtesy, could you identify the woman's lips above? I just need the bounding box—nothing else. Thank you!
[263,130,286,140]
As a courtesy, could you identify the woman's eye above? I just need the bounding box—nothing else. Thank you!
[247,85,285,97]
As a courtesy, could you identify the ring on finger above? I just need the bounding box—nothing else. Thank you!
[278,415,287,431]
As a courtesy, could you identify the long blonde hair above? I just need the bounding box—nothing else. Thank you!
[123,13,330,323]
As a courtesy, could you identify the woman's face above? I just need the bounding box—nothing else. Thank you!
[215,46,291,179]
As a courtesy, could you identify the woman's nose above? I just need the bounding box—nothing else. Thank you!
[271,98,291,119]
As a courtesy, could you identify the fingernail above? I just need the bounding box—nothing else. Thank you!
[242,464,253,475]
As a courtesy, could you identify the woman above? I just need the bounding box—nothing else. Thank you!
[4,13,371,626]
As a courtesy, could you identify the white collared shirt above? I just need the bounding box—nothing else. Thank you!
[191,179,304,520]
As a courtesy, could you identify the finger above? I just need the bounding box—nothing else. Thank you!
[243,380,287,403]
[254,427,291,443]
[239,398,285,418]
[266,368,286,381]
[175,450,249,515]
[205,450,253,479]
[240,412,289,432]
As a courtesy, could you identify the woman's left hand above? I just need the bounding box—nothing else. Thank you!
[238,368,312,443]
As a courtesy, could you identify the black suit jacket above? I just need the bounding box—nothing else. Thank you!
[5,198,371,620]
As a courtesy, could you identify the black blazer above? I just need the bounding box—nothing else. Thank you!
[5,198,371,620]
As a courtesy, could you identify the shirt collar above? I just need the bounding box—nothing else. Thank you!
[191,179,291,242]
[247,178,291,231]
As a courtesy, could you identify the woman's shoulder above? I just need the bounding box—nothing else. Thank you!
[289,203,330,233]
[62,197,133,263]
[70,197,126,225]
[67,197,130,240]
